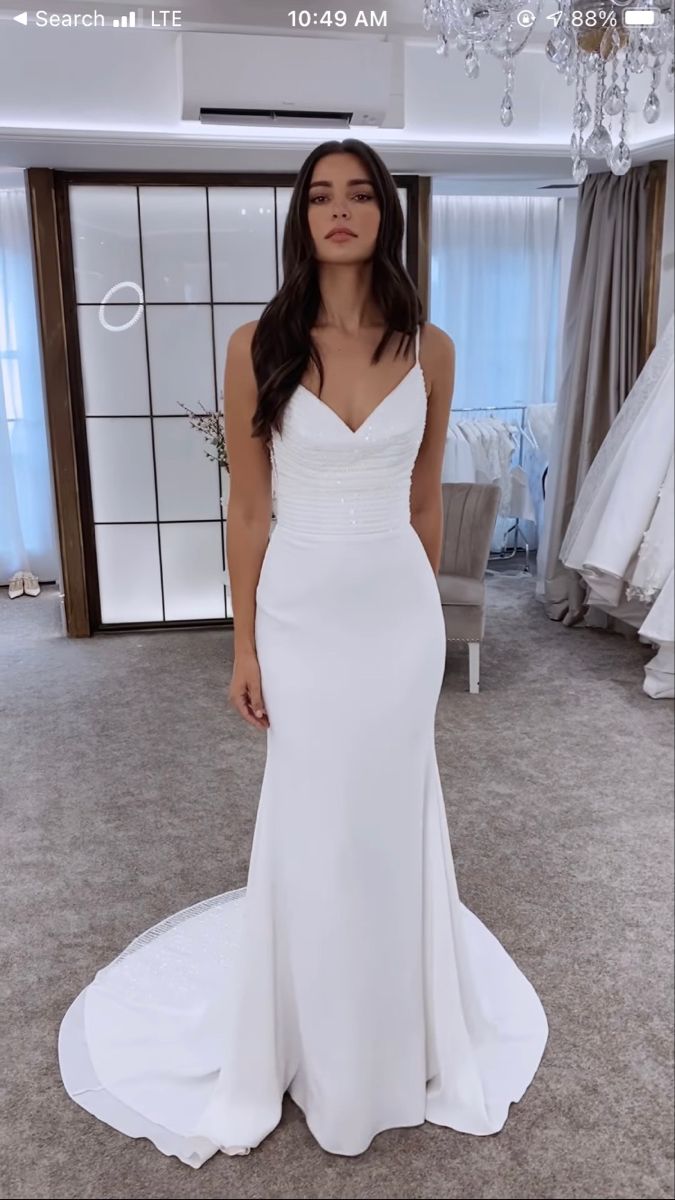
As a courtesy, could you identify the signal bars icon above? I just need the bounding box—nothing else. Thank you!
[112,10,137,26]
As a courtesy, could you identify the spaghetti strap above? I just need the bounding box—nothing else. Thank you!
[414,325,420,365]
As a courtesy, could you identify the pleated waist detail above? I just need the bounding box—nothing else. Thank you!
[271,428,416,539]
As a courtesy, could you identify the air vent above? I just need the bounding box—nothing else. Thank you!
[200,108,354,129]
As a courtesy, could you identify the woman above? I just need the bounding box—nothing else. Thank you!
[58,139,548,1167]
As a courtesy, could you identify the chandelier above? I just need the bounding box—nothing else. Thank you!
[423,0,675,179]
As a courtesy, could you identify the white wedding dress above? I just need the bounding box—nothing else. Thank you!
[559,314,674,698]
[58,327,549,1167]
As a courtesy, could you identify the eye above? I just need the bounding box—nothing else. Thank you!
[309,192,375,204]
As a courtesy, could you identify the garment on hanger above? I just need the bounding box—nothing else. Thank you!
[442,425,476,483]
[442,414,539,556]
[626,451,674,603]
[640,572,675,699]
[453,417,535,520]
[525,405,556,463]
[456,421,494,484]
[485,418,519,514]
[476,420,507,490]
[560,314,674,698]
[507,467,537,522]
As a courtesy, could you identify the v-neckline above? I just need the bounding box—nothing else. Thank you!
[298,361,421,437]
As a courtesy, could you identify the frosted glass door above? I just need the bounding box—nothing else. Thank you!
[70,180,413,626]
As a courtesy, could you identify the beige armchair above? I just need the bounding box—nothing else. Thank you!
[437,482,502,694]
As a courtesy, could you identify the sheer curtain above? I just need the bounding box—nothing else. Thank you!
[429,192,567,552]
[0,171,59,586]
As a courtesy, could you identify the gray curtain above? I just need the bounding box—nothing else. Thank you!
[539,163,656,624]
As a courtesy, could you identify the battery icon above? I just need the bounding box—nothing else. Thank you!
[623,8,656,23]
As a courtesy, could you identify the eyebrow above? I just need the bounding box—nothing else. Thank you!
[308,178,373,189]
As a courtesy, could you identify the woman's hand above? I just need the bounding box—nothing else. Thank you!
[229,650,269,730]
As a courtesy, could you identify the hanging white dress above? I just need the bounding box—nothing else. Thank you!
[629,451,675,698]
[442,424,476,482]
[559,315,674,696]
[58,327,549,1167]
[627,450,674,605]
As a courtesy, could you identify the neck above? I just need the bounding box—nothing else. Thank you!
[315,262,380,334]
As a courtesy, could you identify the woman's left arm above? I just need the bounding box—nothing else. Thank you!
[410,325,456,574]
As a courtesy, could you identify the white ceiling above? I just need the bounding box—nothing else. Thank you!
[0,0,672,190]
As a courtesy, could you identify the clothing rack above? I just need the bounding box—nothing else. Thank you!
[450,405,542,573]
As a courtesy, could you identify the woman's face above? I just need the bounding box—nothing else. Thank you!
[307,152,381,262]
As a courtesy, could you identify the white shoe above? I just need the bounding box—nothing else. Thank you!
[22,571,41,596]
[8,572,25,598]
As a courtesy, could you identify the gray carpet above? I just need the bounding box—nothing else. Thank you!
[1,575,673,1200]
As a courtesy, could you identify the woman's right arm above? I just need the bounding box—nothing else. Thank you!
[224,322,272,730]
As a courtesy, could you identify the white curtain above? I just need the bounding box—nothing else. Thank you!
[0,172,59,586]
[430,193,568,551]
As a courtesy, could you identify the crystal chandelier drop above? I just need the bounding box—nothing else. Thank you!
[423,0,674,179]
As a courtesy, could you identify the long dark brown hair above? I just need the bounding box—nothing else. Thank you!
[250,138,425,449]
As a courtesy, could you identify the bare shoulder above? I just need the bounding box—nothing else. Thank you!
[419,322,455,399]
[224,321,260,416]
[225,321,260,396]
[229,319,259,355]
[420,321,455,362]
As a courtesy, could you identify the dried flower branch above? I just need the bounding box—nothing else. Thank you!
[177,393,229,473]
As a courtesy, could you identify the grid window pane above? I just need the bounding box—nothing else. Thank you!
[139,187,211,303]
[209,186,277,302]
[70,185,142,305]
[146,303,215,416]
[86,417,157,523]
[78,305,150,417]
[96,524,163,623]
[153,416,221,522]
[161,522,225,621]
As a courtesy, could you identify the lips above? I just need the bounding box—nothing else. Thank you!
[327,228,356,239]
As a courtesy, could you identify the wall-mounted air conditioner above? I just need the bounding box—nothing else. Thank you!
[178,32,404,128]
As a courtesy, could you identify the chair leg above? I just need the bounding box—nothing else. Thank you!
[468,642,480,694]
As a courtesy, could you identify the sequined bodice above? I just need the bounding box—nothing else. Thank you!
[270,357,428,540]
